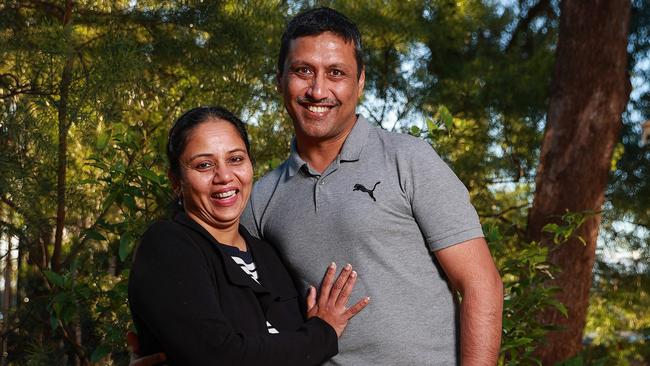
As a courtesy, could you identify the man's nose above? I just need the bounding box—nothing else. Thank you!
[307,73,328,101]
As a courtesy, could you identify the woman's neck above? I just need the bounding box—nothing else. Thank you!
[187,212,247,251]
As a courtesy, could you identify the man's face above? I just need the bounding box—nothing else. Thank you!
[278,32,365,144]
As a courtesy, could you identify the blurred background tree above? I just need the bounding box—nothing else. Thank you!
[0,0,647,364]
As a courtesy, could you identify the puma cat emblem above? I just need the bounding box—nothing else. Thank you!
[353,182,381,202]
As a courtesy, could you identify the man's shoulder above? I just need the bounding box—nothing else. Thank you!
[251,159,290,201]
[367,124,437,156]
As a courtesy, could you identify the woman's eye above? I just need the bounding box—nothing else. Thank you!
[229,155,246,164]
[195,162,213,170]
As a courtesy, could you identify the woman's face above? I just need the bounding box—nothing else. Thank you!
[175,119,253,232]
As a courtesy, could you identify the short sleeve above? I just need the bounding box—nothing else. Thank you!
[404,139,484,251]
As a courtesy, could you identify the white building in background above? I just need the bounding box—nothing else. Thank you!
[643,120,650,146]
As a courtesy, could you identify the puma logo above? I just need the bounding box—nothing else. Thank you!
[353,182,381,202]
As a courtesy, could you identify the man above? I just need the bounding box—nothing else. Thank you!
[242,7,503,365]
[131,7,503,366]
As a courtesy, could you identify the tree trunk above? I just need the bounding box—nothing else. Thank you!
[52,0,74,273]
[1,230,13,366]
[526,0,631,363]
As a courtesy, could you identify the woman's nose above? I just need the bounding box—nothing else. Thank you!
[211,164,233,183]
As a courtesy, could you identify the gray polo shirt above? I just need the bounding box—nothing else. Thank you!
[242,115,483,365]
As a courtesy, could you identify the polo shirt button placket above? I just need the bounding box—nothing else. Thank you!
[314,176,321,213]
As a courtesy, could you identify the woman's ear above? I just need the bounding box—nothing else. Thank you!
[168,170,181,197]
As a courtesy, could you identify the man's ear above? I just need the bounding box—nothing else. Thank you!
[357,66,366,98]
[276,71,283,94]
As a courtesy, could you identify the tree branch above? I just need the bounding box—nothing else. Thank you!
[505,0,552,52]
[479,203,529,218]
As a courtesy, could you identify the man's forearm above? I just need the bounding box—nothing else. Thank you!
[434,238,504,365]
[459,277,503,365]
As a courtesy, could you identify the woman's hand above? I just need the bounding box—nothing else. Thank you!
[127,331,167,366]
[306,263,370,338]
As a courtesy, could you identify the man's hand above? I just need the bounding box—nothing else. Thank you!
[306,262,370,337]
[435,237,503,366]
[127,330,167,366]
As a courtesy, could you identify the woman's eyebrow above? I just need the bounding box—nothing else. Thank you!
[188,152,214,160]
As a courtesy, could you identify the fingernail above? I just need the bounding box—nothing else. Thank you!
[330,262,336,269]
[351,271,357,278]
[366,296,371,302]
[344,263,352,270]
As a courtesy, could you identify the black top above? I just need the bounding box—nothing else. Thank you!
[128,212,338,365]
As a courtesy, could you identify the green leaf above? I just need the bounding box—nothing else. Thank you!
[96,130,110,150]
[548,298,568,317]
[138,168,161,184]
[123,194,136,212]
[102,191,118,212]
[542,223,560,234]
[555,355,583,366]
[409,125,421,136]
[270,158,282,169]
[85,229,107,242]
[91,344,111,363]
[424,117,433,132]
[119,234,132,262]
[438,105,453,130]
[44,270,65,288]
[50,315,59,331]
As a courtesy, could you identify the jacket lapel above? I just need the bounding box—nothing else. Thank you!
[173,212,270,294]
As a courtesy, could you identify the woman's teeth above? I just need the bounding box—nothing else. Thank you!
[212,190,237,199]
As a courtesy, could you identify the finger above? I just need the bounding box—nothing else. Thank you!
[335,269,357,308]
[318,262,336,306]
[345,296,370,319]
[306,285,316,313]
[130,353,167,366]
[126,330,140,355]
[329,263,352,306]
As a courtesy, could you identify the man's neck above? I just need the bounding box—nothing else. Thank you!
[296,126,355,174]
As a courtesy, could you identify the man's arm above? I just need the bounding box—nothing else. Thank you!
[435,237,503,366]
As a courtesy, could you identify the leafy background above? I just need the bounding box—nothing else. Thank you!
[0,0,648,364]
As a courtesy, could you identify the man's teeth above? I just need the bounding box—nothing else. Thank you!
[213,190,236,199]
[308,105,330,113]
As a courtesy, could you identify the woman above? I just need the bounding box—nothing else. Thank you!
[128,106,369,365]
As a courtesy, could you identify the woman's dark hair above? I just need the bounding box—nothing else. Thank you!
[166,106,250,180]
[277,7,364,78]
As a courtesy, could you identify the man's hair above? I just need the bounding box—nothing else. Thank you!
[277,7,364,79]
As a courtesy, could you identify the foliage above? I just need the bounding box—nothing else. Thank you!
[486,211,592,365]
[0,0,647,364]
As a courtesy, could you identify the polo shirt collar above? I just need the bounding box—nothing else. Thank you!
[286,115,371,178]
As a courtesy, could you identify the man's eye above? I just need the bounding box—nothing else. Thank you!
[294,66,311,74]
[330,69,343,76]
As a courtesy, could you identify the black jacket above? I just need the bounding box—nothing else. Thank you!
[128,212,338,365]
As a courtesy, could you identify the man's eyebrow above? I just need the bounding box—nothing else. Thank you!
[289,61,352,70]
[288,60,312,67]
[328,63,352,70]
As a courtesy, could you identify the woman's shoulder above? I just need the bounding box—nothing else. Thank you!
[134,217,206,262]
[141,218,186,243]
